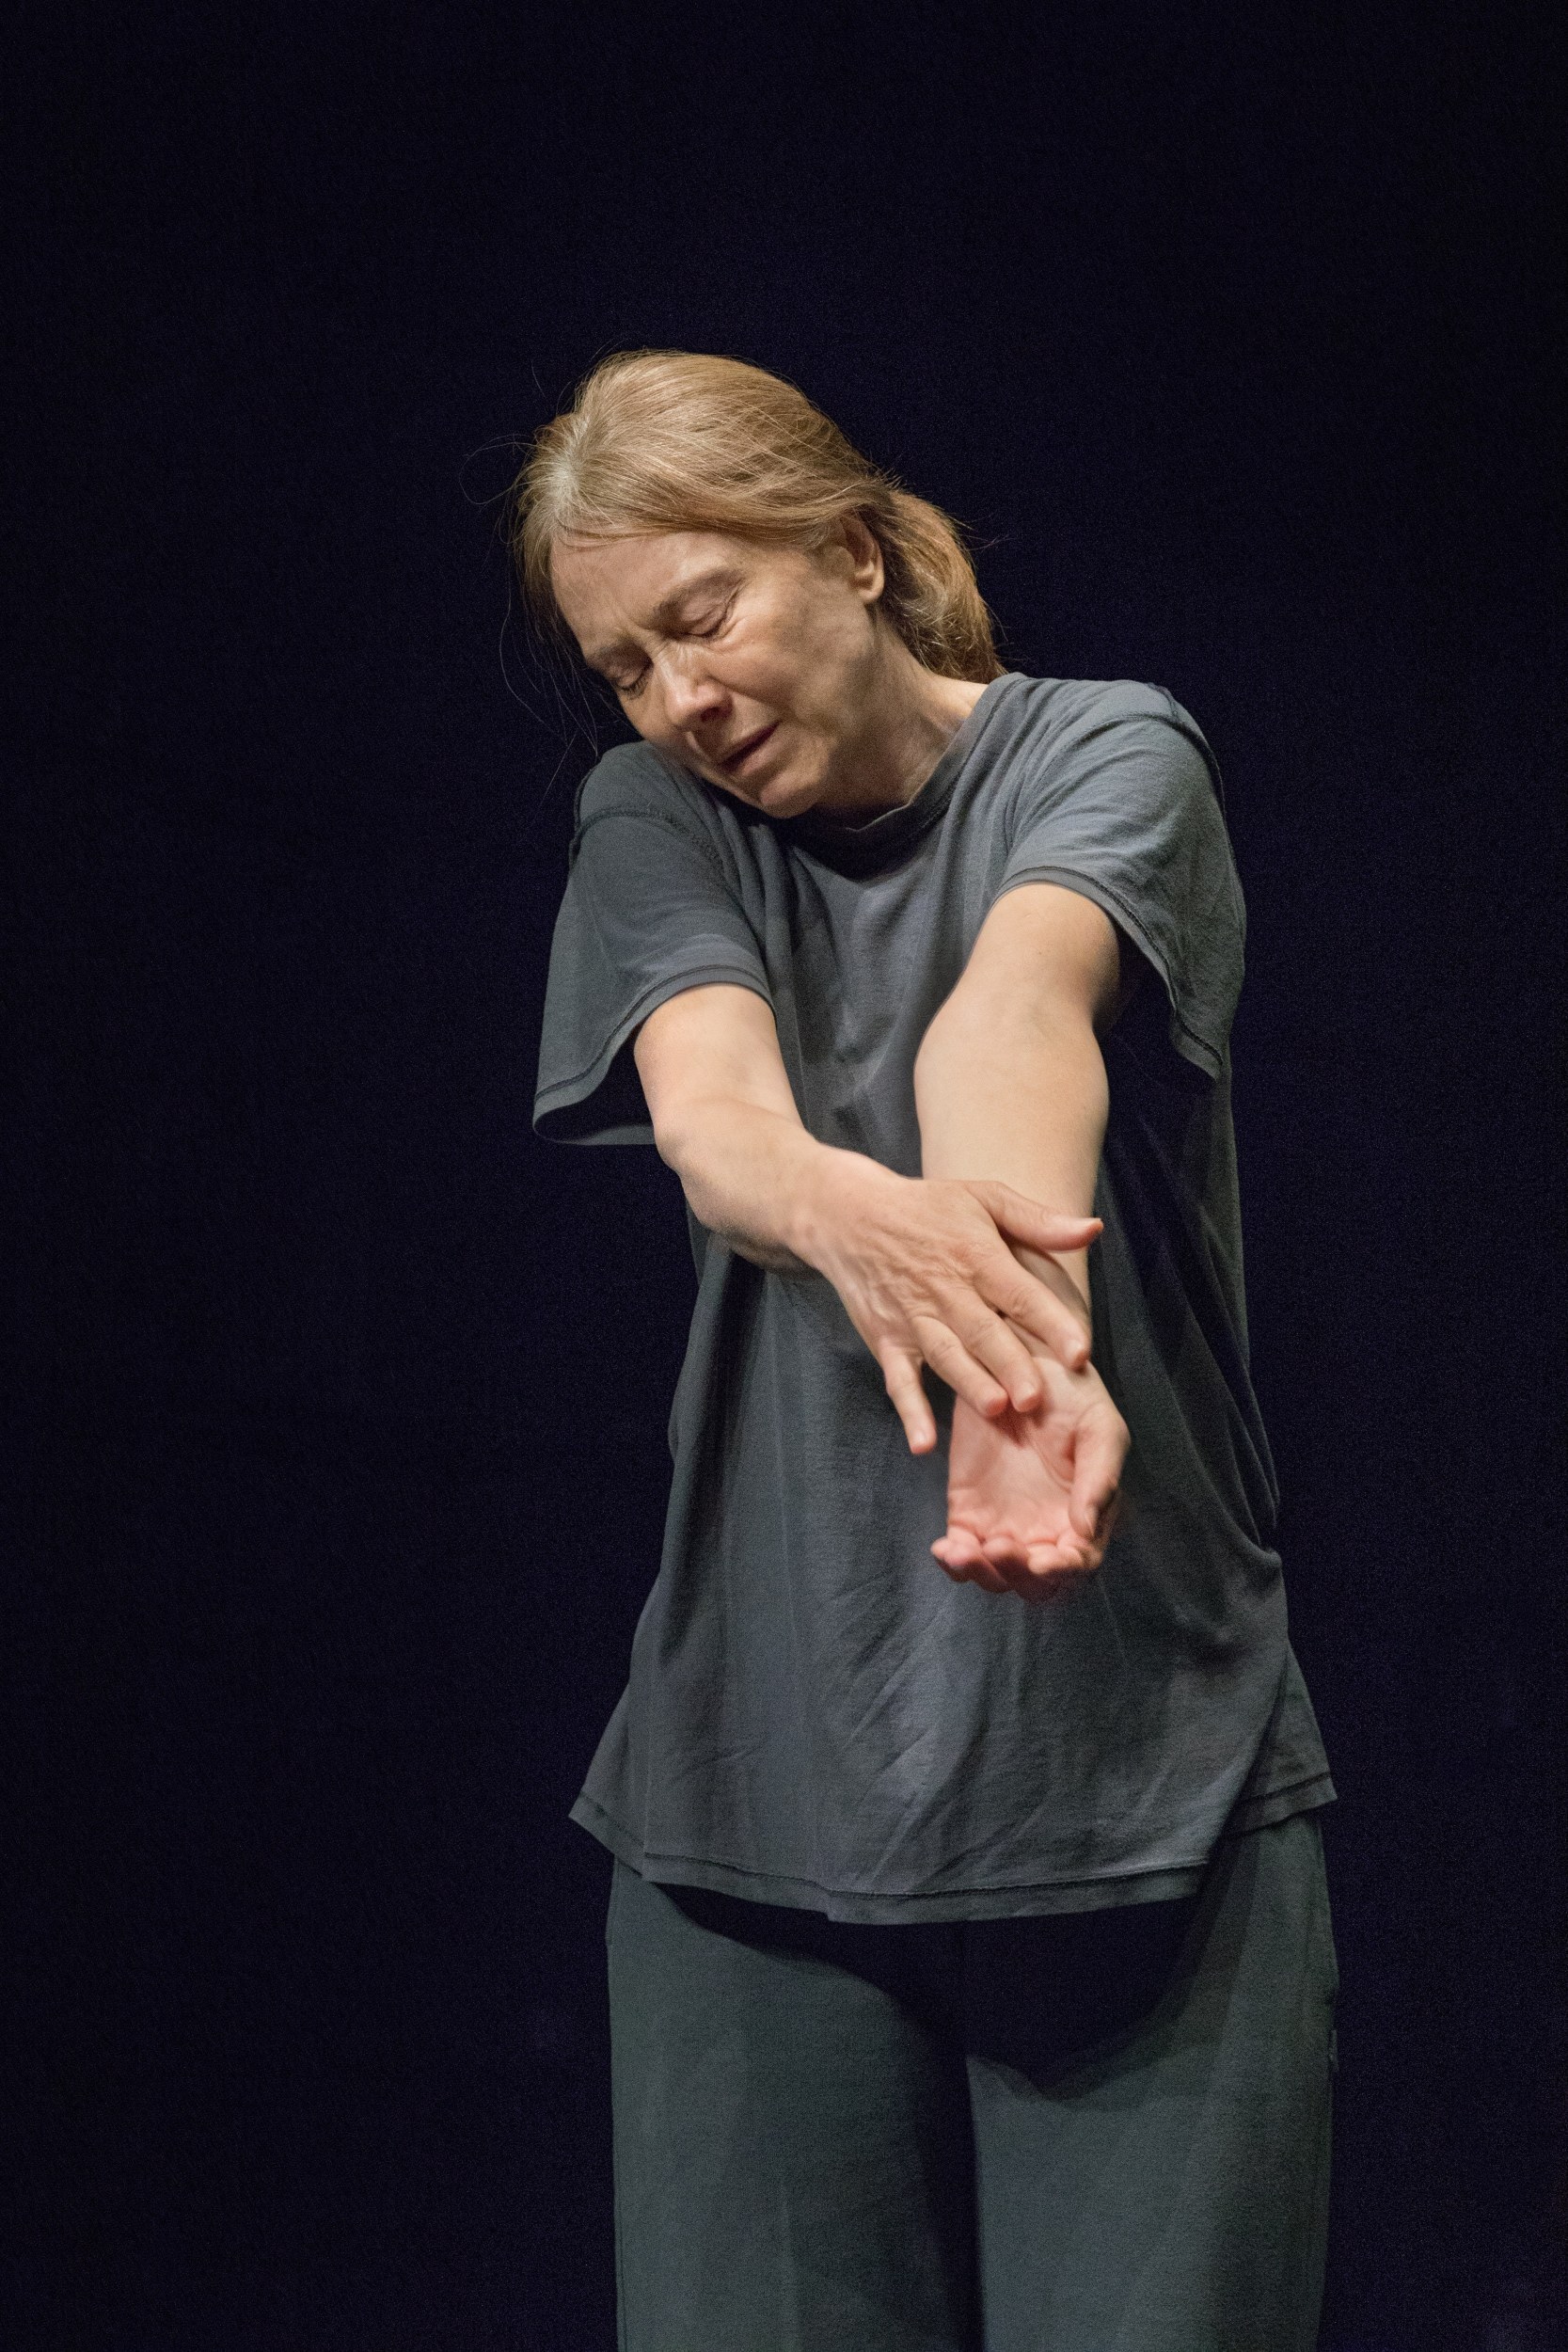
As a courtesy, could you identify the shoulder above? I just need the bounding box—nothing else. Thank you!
[996,675,1212,762]
[569,739,748,877]
[574,739,704,832]
[984,675,1224,825]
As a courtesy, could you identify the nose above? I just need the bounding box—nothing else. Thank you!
[659,646,728,731]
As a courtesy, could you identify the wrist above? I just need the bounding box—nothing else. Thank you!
[787,1141,892,1272]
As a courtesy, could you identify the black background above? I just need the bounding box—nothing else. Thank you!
[8,5,1564,2346]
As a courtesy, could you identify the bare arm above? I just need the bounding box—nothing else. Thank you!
[915,880,1138,1343]
[631,983,1103,1444]
[630,983,823,1275]
[914,882,1141,1597]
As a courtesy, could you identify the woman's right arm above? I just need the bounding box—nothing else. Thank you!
[632,983,1101,1453]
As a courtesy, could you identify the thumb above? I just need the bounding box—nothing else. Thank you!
[1070,1422,1124,1544]
[973,1182,1102,1251]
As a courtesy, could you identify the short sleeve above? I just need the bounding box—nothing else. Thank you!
[532,746,772,1145]
[994,691,1243,1081]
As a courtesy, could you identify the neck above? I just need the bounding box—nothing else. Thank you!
[820,632,990,818]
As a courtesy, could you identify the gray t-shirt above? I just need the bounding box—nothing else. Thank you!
[534,671,1335,1923]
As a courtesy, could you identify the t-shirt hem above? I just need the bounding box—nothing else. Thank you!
[1220,1770,1338,1838]
[533,961,772,1144]
[573,1792,1234,1923]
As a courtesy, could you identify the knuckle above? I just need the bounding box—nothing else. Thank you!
[955,1319,997,1361]
[940,1248,985,1294]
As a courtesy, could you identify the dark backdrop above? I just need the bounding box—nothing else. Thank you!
[8,6,1563,2347]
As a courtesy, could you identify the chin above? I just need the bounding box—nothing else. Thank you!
[764,787,818,821]
[756,765,822,818]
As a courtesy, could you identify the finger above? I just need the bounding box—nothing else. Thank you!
[879,1345,938,1454]
[932,1534,1008,1593]
[943,1298,1047,1413]
[936,1553,1008,1592]
[971,1183,1103,1255]
[980,1257,1093,1372]
[1024,1539,1091,1575]
[1018,1563,1094,1605]
[1003,1537,1093,1597]
[999,1561,1077,1603]
[961,1237,1091,1372]
[1069,1425,1129,1544]
[975,1531,1092,1597]
[960,1557,1010,1594]
[1061,1503,1116,1573]
[914,1319,1011,1420]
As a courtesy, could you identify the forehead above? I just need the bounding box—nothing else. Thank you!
[550,530,768,656]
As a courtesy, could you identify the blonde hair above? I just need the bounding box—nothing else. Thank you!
[510,350,1003,685]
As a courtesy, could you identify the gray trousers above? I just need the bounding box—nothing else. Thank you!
[606,1810,1338,2351]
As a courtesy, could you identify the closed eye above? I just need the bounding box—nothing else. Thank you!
[606,596,736,700]
[689,597,735,641]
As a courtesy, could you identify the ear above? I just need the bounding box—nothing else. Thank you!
[837,512,886,606]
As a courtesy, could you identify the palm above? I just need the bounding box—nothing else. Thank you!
[947,1399,1079,1553]
[933,1355,1127,1595]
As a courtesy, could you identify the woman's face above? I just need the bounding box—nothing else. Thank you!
[549,522,892,819]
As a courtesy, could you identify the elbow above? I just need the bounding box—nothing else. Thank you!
[648,1102,710,1199]
[645,1097,739,1235]
[647,1105,687,1176]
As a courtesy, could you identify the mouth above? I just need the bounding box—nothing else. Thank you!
[718,723,777,776]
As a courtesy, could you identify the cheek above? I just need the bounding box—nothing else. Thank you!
[760,604,862,714]
[727,635,813,714]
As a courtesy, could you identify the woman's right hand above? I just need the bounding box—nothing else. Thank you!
[796,1152,1103,1454]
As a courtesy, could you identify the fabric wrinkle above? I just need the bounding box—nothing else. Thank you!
[537,673,1335,1924]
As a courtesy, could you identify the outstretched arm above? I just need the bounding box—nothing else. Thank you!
[913,882,1140,1598]
[631,982,1102,1443]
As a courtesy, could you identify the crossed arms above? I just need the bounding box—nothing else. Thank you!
[632,882,1141,1602]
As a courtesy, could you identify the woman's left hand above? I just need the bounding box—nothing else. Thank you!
[931,1349,1129,1602]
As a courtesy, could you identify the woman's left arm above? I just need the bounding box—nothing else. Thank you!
[913,881,1140,1598]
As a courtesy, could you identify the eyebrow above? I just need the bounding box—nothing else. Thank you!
[582,564,742,673]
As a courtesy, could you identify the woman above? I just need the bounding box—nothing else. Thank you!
[517,350,1338,2351]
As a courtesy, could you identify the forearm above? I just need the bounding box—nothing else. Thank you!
[633,980,1101,1436]
[653,1094,866,1275]
[914,1000,1108,1343]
